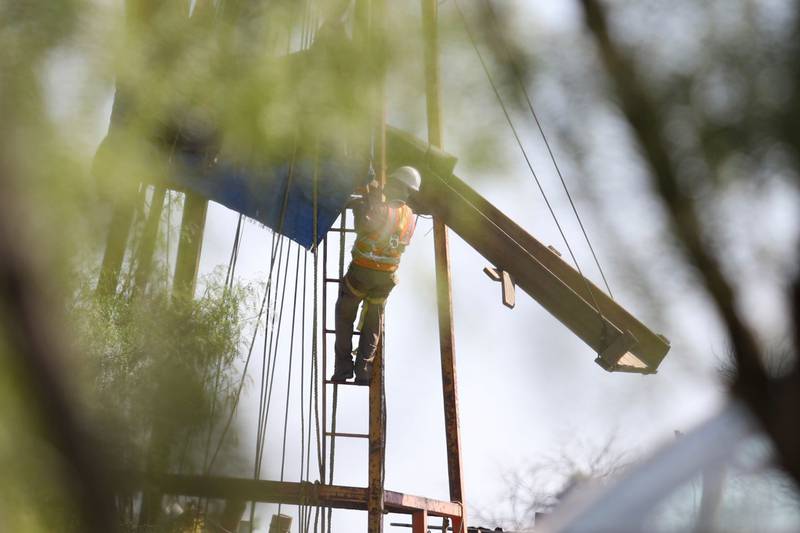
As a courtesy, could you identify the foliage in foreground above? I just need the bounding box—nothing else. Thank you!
[71,272,256,476]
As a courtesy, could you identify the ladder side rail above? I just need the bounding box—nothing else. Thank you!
[368,322,386,532]
[321,225,329,488]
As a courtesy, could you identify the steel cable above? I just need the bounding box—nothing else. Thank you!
[453,0,610,329]
[275,245,303,521]
[253,235,287,470]
[224,214,244,288]
[482,0,614,298]
[205,146,296,473]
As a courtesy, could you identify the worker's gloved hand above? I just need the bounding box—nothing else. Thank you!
[366,185,384,204]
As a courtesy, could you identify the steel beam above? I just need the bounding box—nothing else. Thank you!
[131,474,463,519]
[386,127,670,373]
[419,171,670,372]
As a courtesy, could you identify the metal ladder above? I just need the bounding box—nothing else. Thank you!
[320,204,389,532]
[320,206,369,485]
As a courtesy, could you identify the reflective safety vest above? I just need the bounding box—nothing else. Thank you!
[352,202,416,272]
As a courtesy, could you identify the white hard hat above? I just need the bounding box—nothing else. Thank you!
[388,166,422,192]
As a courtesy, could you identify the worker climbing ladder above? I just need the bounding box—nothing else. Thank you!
[320,204,389,532]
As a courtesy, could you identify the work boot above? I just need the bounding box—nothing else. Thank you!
[330,356,354,383]
[353,357,372,386]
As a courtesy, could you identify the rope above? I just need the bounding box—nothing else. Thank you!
[206,143,296,473]
[296,6,312,528]
[299,250,311,533]
[203,210,246,473]
[251,235,285,476]
[454,0,609,331]
[311,152,323,481]
[249,236,292,533]
[310,152,324,533]
[224,214,244,288]
[255,236,288,462]
[202,345,225,467]
[205,230,277,473]
[298,8,321,532]
[275,245,303,522]
[481,0,614,298]
[249,150,304,529]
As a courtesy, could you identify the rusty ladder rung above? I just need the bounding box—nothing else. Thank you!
[324,328,360,336]
[324,380,369,387]
[325,431,369,439]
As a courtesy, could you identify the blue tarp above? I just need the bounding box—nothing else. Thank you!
[169,152,366,249]
[100,88,366,249]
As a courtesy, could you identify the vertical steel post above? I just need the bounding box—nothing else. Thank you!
[173,191,208,298]
[421,0,466,525]
[367,320,386,533]
[411,510,428,533]
[368,0,388,529]
[132,185,166,296]
[96,200,135,296]
[97,183,147,297]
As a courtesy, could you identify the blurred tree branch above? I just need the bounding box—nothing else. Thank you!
[578,0,800,487]
[0,169,116,532]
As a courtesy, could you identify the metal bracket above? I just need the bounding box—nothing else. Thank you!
[483,266,516,309]
[595,330,639,372]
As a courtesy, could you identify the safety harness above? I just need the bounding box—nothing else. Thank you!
[352,202,416,273]
[343,276,386,331]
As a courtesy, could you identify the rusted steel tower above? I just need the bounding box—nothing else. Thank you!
[96,1,670,532]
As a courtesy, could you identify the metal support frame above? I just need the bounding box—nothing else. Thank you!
[368,319,387,532]
[368,0,389,530]
[133,185,166,296]
[411,509,428,533]
[483,266,516,309]
[96,196,137,296]
[422,0,467,526]
[173,191,208,298]
[134,473,464,521]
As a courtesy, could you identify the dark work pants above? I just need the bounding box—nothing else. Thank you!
[333,264,397,378]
